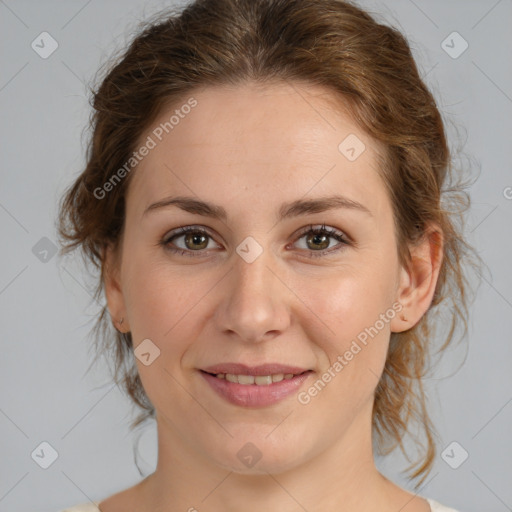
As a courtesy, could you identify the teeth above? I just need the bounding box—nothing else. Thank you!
[238,374,255,385]
[217,373,298,385]
[255,375,272,385]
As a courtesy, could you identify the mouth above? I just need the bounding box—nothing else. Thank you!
[200,370,310,386]
[198,363,313,407]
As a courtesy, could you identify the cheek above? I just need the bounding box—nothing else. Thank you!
[123,261,206,402]
[122,255,202,343]
[297,285,392,416]
[298,263,396,375]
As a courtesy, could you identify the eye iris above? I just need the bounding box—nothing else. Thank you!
[307,232,329,250]
[185,232,208,250]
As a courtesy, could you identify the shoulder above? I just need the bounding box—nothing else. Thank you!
[426,498,461,512]
[58,503,101,512]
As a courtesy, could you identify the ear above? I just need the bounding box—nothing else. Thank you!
[390,223,444,333]
[103,242,130,333]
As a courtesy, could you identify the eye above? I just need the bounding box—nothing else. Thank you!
[160,223,351,258]
[291,224,350,257]
[161,225,220,257]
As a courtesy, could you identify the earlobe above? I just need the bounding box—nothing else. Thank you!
[103,243,130,333]
[390,224,444,333]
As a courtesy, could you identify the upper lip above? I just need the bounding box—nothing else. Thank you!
[201,363,310,376]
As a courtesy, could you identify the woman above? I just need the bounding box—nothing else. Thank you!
[57,0,480,510]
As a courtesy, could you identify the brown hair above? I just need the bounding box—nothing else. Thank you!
[57,0,482,486]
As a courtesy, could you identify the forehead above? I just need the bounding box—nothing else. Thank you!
[127,81,390,219]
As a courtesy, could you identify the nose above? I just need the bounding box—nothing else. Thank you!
[214,248,291,343]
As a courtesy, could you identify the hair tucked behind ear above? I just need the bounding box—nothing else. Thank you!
[57,0,483,486]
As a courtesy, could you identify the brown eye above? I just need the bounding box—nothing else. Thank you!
[162,226,219,257]
[183,231,209,250]
[305,231,330,251]
[293,224,350,257]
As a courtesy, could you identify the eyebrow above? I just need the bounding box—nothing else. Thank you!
[143,194,372,221]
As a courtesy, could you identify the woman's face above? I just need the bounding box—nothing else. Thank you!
[106,81,408,473]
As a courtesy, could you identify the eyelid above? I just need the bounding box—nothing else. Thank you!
[293,223,350,241]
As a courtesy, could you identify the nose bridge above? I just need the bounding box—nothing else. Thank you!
[215,244,290,342]
[233,248,274,299]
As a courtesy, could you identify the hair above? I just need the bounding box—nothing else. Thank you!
[57,0,482,487]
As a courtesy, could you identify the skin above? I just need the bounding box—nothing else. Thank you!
[100,81,443,512]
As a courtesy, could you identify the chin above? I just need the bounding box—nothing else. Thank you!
[205,435,311,476]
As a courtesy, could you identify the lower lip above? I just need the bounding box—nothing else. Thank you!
[200,371,312,407]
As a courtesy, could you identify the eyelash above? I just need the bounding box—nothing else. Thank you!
[160,224,351,259]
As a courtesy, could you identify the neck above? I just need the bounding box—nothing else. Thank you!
[138,400,420,512]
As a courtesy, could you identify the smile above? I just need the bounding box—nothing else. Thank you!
[199,369,313,407]
[212,372,299,385]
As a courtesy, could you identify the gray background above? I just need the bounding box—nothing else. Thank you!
[0,0,511,511]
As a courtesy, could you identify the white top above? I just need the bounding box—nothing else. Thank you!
[427,499,460,511]
[59,498,460,511]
